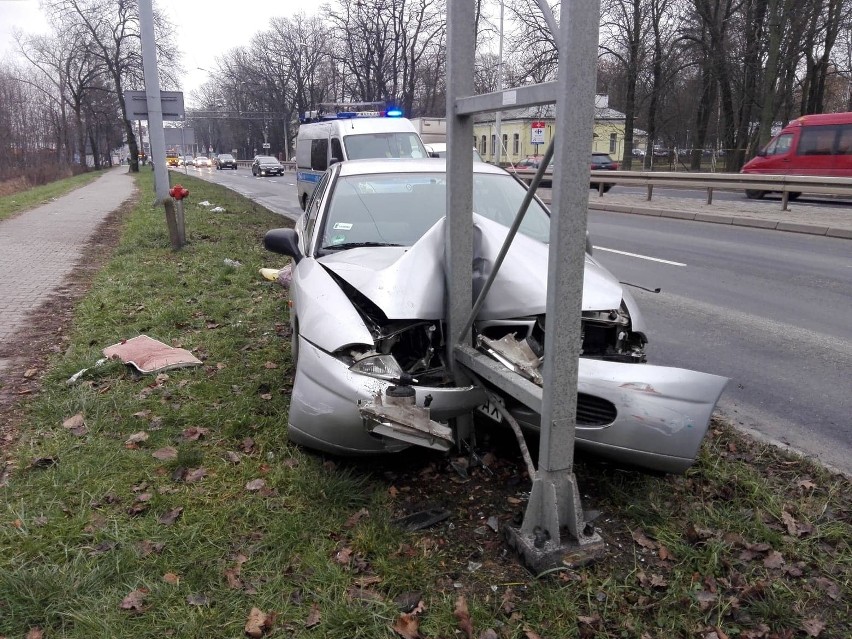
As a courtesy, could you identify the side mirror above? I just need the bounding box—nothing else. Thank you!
[757,148,767,157]
[264,228,303,263]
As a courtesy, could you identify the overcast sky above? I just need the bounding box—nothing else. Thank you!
[0,0,315,104]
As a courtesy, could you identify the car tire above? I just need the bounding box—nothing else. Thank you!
[601,184,613,193]
[745,189,765,200]
[787,192,801,201]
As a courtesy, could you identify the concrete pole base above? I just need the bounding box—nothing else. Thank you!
[504,524,605,575]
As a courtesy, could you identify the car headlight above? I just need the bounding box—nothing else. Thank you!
[350,354,404,381]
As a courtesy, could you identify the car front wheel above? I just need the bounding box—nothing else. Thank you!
[745,189,765,200]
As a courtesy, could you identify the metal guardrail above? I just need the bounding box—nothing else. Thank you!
[509,169,852,211]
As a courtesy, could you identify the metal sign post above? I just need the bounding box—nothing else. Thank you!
[447,0,604,573]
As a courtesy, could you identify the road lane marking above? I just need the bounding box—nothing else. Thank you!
[593,246,686,266]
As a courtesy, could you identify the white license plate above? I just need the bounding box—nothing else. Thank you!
[476,397,504,423]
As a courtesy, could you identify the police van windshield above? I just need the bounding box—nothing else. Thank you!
[344,132,427,160]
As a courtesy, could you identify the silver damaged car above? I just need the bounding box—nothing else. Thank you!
[264,158,727,473]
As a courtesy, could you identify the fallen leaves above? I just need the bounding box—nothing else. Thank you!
[392,613,422,639]
[157,507,183,525]
[152,447,178,461]
[305,602,321,628]
[62,413,87,436]
[119,588,148,612]
[453,595,473,639]
[245,607,275,637]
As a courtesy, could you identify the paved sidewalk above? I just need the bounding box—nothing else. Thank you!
[0,168,135,372]
[540,188,852,239]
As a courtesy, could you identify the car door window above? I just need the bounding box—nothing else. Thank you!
[304,172,331,253]
[331,138,344,163]
[310,139,328,171]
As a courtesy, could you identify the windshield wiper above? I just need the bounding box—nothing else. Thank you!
[322,241,404,251]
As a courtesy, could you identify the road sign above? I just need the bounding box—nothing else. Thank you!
[123,90,185,121]
[531,121,546,144]
[262,142,271,149]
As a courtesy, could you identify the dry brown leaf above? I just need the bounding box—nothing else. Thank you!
[658,545,672,560]
[162,572,180,585]
[763,550,784,569]
[260,393,272,401]
[62,413,85,429]
[182,427,210,441]
[523,629,543,639]
[24,368,37,378]
[119,588,148,612]
[345,508,370,528]
[392,613,421,639]
[781,510,799,536]
[305,603,321,628]
[454,595,474,638]
[125,432,149,445]
[246,479,267,492]
[133,410,151,419]
[157,507,184,525]
[801,618,826,637]
[225,567,243,589]
[25,628,44,639]
[631,529,658,550]
[152,447,178,461]
[695,590,716,611]
[813,576,840,600]
[185,468,207,483]
[264,361,279,369]
[335,546,353,565]
[245,607,268,638]
[388,485,399,498]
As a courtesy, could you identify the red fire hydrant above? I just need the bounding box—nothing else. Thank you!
[167,184,189,248]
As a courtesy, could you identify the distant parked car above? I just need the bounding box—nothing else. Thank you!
[252,156,284,176]
[194,156,212,168]
[508,153,617,192]
[215,153,237,170]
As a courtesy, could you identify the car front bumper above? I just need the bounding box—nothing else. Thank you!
[288,337,487,454]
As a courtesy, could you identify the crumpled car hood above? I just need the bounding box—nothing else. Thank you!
[318,214,625,320]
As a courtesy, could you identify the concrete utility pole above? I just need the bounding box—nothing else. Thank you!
[138,0,169,202]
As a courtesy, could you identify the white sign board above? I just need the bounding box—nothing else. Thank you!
[531,121,546,145]
[262,142,271,149]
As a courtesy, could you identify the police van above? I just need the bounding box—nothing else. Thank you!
[295,104,428,210]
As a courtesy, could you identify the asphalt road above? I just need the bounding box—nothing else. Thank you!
[588,211,852,476]
[181,166,852,475]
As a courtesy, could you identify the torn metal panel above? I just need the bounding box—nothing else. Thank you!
[360,386,455,451]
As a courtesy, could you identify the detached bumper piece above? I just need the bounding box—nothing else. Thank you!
[360,385,455,452]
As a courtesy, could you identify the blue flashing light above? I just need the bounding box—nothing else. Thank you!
[336,111,358,119]
[385,108,403,117]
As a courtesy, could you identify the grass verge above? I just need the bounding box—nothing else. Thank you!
[0,170,106,222]
[0,171,849,639]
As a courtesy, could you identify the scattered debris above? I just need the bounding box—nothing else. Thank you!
[393,507,451,532]
[224,258,242,268]
[211,206,226,213]
[198,200,211,207]
[66,357,107,385]
[102,335,202,375]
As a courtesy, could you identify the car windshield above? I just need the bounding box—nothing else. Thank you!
[344,133,428,160]
[318,172,551,251]
[219,155,234,160]
[257,156,277,162]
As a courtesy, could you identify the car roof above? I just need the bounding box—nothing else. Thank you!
[336,157,507,176]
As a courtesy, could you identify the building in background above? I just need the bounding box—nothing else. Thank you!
[472,95,626,165]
